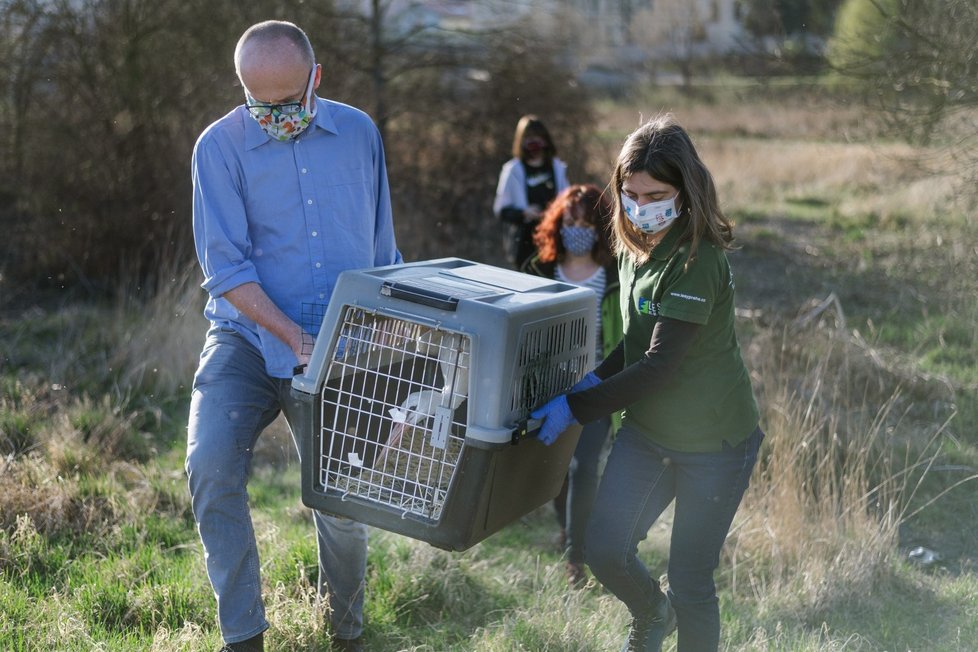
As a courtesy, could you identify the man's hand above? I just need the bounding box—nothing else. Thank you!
[222,282,310,370]
[530,394,578,446]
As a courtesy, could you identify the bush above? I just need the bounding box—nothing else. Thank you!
[826,0,903,73]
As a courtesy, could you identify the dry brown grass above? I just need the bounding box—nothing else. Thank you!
[0,265,203,541]
[0,446,187,544]
[0,456,100,537]
[705,139,924,205]
[723,319,966,617]
[113,261,207,396]
[599,84,881,143]
[593,86,974,225]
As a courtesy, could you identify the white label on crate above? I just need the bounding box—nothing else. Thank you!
[347,452,364,467]
[388,407,407,423]
[431,405,452,449]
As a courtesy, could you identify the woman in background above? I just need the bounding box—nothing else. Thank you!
[522,184,621,588]
[532,115,763,652]
[493,115,569,269]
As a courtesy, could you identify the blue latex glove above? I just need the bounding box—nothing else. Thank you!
[531,394,578,446]
[570,371,600,393]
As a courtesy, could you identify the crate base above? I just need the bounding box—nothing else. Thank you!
[300,419,582,551]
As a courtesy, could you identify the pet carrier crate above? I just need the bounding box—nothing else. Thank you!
[290,257,597,551]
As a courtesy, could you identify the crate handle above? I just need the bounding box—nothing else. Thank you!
[510,418,543,445]
[380,281,460,311]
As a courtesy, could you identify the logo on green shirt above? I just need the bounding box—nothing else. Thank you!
[637,297,659,315]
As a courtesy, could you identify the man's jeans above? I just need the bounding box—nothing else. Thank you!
[585,425,763,652]
[186,326,368,644]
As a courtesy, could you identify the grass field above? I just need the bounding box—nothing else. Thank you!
[2,79,977,651]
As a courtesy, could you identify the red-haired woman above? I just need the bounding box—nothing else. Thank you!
[522,184,622,587]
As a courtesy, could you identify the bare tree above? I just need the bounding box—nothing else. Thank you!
[315,0,488,141]
[0,1,54,181]
[830,0,978,181]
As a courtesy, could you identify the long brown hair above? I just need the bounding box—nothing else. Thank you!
[533,184,614,266]
[610,114,734,267]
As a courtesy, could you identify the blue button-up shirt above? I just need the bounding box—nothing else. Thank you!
[192,97,402,377]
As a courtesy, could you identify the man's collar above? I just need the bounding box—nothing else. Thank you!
[243,97,338,150]
[310,98,339,136]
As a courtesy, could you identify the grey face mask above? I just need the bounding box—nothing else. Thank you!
[560,225,598,255]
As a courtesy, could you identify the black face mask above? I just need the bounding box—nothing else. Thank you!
[523,138,546,155]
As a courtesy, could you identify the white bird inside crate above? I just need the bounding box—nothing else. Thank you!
[377,328,469,467]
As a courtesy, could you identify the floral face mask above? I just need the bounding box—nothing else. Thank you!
[245,66,317,142]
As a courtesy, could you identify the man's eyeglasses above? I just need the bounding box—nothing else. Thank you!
[245,66,317,118]
[245,99,304,119]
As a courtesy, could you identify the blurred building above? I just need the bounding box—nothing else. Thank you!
[340,0,745,52]
[338,0,750,88]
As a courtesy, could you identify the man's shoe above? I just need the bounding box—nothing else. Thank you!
[219,631,264,652]
[621,596,676,652]
[331,635,364,651]
[565,561,587,588]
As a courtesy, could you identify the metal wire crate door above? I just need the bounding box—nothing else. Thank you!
[510,316,590,417]
[317,306,470,521]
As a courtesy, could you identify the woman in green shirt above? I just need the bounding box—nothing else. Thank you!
[532,115,763,652]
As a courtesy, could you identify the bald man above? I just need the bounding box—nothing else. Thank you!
[186,20,401,652]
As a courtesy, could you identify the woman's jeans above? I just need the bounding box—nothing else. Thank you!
[186,326,368,644]
[561,416,612,564]
[585,425,763,652]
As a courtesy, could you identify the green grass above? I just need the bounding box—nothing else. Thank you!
[1,437,976,650]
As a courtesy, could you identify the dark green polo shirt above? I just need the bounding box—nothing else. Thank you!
[619,226,759,452]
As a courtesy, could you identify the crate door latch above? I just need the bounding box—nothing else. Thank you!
[430,405,453,449]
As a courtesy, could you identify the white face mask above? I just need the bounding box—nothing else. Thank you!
[620,192,681,235]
